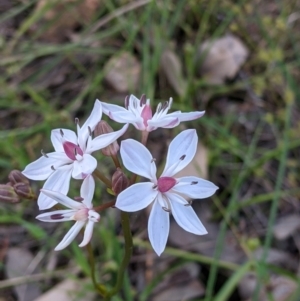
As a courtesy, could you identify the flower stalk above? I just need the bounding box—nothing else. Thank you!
[86,242,107,297]
[111,154,121,169]
[93,169,112,188]
[106,211,133,299]
[141,130,149,145]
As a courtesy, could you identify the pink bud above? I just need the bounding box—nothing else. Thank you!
[112,168,129,195]
[9,170,30,185]
[0,184,20,203]
[14,183,36,200]
[94,121,120,156]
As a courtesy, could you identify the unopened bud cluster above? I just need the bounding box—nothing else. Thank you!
[112,168,129,195]
[0,170,35,203]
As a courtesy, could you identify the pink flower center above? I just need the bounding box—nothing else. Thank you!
[157,177,176,193]
[141,104,152,127]
[73,208,89,221]
[63,141,83,160]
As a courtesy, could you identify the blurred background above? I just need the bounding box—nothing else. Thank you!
[0,0,300,300]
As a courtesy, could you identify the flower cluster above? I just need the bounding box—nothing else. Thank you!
[21,94,218,255]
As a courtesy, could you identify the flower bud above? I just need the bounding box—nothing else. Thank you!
[94,121,119,156]
[0,184,20,203]
[112,168,129,195]
[14,183,36,200]
[8,170,30,185]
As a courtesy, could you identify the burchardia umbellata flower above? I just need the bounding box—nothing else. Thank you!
[23,100,128,209]
[115,129,218,256]
[101,94,205,132]
[36,176,99,251]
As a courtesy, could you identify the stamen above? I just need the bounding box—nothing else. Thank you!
[191,181,198,185]
[156,102,162,113]
[133,100,137,108]
[153,184,158,189]
[140,94,146,106]
[163,155,186,176]
[159,194,172,211]
[51,165,56,171]
[161,101,169,111]
[88,126,92,136]
[60,129,64,137]
[168,97,173,109]
[74,196,84,202]
[124,95,129,109]
[151,158,156,163]
[41,150,48,158]
[75,118,79,125]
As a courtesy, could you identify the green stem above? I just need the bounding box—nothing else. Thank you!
[252,67,293,301]
[86,243,107,297]
[106,211,133,299]
[94,200,116,212]
[129,173,137,185]
[111,154,121,168]
[93,169,112,188]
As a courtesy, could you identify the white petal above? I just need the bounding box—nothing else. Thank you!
[147,116,179,131]
[116,183,158,212]
[72,154,97,179]
[37,165,73,209]
[168,111,205,122]
[78,100,102,149]
[36,209,76,222]
[55,221,85,251]
[148,200,170,256]
[40,189,83,209]
[80,175,95,208]
[51,130,64,152]
[110,111,141,124]
[101,101,128,115]
[87,124,128,153]
[162,129,198,177]
[79,220,95,247]
[22,152,71,181]
[51,129,78,152]
[120,139,157,181]
[172,177,218,199]
[128,94,141,108]
[169,195,207,235]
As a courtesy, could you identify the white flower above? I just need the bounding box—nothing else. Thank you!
[36,176,100,251]
[101,95,205,132]
[116,129,218,256]
[22,100,128,210]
